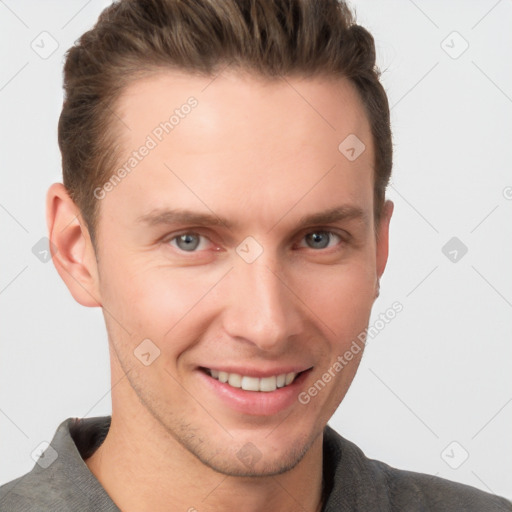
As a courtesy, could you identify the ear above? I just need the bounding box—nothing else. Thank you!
[375,200,394,279]
[46,183,102,307]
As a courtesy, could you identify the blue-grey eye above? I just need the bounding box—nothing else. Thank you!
[173,233,201,251]
[304,231,339,249]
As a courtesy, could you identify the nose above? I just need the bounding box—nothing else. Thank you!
[221,254,304,353]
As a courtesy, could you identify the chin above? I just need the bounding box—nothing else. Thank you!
[197,436,316,478]
[168,417,321,478]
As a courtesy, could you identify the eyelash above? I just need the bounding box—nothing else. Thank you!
[164,229,346,254]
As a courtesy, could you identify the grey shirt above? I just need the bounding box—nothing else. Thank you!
[1,416,510,511]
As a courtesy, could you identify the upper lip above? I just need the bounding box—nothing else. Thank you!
[199,366,312,378]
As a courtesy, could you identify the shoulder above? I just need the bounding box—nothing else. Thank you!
[0,416,115,512]
[377,460,511,511]
[0,465,72,511]
[0,470,62,512]
[323,425,512,511]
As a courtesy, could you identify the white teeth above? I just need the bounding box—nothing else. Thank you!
[228,373,242,388]
[241,376,260,391]
[208,369,299,391]
[285,372,295,386]
[259,376,277,392]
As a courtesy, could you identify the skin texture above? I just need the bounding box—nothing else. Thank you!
[47,70,393,512]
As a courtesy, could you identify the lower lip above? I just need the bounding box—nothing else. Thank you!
[197,369,311,416]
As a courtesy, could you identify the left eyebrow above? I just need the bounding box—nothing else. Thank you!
[296,205,367,227]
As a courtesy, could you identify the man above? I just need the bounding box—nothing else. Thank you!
[1,0,510,510]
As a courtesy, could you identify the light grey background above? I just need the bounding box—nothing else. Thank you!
[1,0,511,500]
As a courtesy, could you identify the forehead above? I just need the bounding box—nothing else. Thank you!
[101,69,374,231]
[116,69,372,152]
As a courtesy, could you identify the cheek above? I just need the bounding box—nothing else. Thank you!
[294,258,376,336]
[100,260,223,347]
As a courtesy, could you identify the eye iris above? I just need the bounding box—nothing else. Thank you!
[306,232,330,249]
[176,233,200,251]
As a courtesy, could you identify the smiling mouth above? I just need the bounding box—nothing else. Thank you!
[200,367,307,392]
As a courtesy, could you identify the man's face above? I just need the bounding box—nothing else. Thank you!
[91,70,391,476]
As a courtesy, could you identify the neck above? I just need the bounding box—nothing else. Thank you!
[85,381,324,512]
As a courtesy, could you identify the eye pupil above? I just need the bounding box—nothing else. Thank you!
[306,231,330,249]
[176,233,200,251]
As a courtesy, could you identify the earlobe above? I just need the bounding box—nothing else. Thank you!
[376,199,394,280]
[46,183,102,307]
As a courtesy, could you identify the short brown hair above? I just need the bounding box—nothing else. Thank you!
[58,0,392,247]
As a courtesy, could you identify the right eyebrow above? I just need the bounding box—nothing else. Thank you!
[136,208,234,229]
